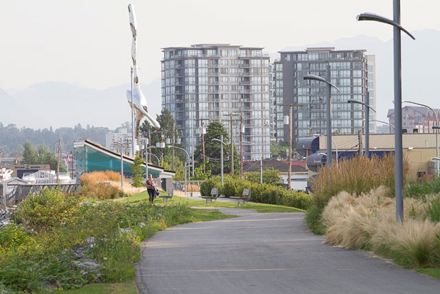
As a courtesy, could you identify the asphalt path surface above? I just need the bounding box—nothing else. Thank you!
[135,208,440,294]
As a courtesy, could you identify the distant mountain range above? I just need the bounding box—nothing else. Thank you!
[1,29,438,130]
[0,79,162,130]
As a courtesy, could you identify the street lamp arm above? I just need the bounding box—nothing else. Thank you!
[403,100,438,124]
[168,145,190,162]
[303,75,340,92]
[212,138,227,145]
[146,152,160,165]
[370,119,395,129]
[356,13,415,40]
[347,99,377,113]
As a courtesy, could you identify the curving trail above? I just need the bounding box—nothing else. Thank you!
[136,209,440,294]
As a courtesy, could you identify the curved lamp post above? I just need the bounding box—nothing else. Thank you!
[404,100,439,177]
[348,96,376,158]
[357,4,415,223]
[146,152,160,166]
[168,145,190,195]
[304,66,340,168]
[371,119,395,129]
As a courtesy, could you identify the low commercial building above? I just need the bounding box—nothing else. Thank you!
[298,133,440,182]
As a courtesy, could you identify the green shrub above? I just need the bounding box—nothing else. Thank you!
[0,223,31,255]
[305,205,326,235]
[200,176,221,196]
[246,167,281,185]
[13,188,80,232]
[130,155,145,187]
[221,176,250,197]
[426,196,440,223]
[2,194,195,292]
[404,176,440,200]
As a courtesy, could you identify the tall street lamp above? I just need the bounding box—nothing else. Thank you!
[357,4,415,223]
[168,145,190,195]
[348,94,376,158]
[304,65,340,168]
[404,100,439,177]
[280,104,302,189]
[371,119,395,133]
[212,135,226,186]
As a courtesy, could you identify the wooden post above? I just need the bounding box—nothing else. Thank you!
[57,139,61,184]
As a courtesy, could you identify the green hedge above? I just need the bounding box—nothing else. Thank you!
[200,175,312,210]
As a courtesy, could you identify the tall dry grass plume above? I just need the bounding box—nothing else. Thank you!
[80,171,123,185]
[312,154,409,208]
[79,171,145,199]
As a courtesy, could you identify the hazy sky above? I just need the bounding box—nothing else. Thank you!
[2,0,439,91]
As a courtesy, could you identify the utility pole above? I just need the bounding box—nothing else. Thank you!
[358,129,363,156]
[172,124,175,170]
[231,114,234,174]
[288,106,292,189]
[57,139,61,184]
[202,122,206,173]
[196,118,209,173]
[239,113,244,179]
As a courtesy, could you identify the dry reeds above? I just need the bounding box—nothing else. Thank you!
[79,171,143,199]
[322,187,440,267]
[80,171,124,185]
[312,154,409,208]
[186,184,200,192]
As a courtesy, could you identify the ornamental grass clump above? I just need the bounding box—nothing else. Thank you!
[322,187,440,267]
[80,170,122,185]
[79,171,128,200]
[312,154,408,209]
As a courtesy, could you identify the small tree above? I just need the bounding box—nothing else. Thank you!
[191,158,212,181]
[130,154,145,187]
[246,168,281,185]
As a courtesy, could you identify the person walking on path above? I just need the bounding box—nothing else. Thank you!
[146,174,157,203]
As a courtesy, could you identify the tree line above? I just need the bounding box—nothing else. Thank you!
[0,123,111,157]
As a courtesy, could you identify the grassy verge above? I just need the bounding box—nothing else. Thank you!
[0,188,240,293]
[61,282,139,294]
[122,191,304,213]
[415,268,440,280]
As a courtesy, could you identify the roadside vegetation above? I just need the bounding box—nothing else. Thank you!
[305,154,440,279]
[200,173,312,210]
[0,171,236,293]
[125,190,304,213]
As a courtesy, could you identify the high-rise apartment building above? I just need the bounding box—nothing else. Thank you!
[273,47,375,142]
[161,44,271,161]
[366,55,377,134]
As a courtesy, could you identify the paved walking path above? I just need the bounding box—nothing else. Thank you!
[135,209,440,294]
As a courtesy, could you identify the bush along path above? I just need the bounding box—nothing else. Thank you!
[305,154,440,279]
[0,188,197,293]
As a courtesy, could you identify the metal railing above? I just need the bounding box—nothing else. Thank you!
[0,183,80,207]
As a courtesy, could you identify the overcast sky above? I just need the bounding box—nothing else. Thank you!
[1,0,439,91]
